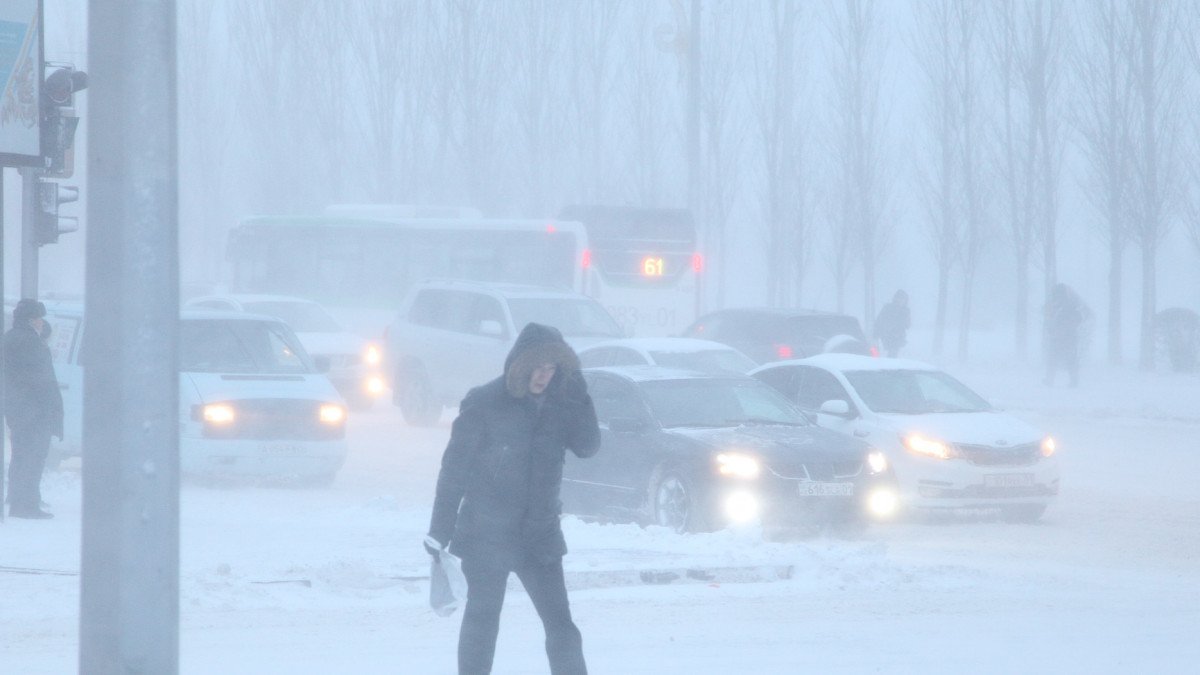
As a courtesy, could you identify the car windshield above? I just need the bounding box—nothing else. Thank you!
[844,369,991,414]
[649,349,756,374]
[508,298,623,338]
[180,319,313,374]
[640,378,807,428]
[242,301,342,333]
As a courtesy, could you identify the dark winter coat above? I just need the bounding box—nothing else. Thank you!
[3,323,64,435]
[428,323,600,567]
[874,300,910,351]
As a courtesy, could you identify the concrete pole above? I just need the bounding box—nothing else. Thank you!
[80,2,179,673]
[0,170,6,520]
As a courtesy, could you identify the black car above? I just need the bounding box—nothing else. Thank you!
[680,308,873,364]
[562,366,895,535]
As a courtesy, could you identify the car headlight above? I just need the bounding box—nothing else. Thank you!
[363,343,382,367]
[365,375,386,396]
[715,452,761,479]
[319,403,347,425]
[202,403,236,425]
[1041,436,1057,457]
[902,433,954,460]
[867,449,888,473]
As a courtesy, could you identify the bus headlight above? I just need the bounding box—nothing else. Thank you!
[319,404,347,425]
[716,452,761,479]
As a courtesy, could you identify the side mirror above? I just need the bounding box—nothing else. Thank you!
[607,417,645,434]
[819,399,853,417]
[479,319,504,337]
[313,355,332,373]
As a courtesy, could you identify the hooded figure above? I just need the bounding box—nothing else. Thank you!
[874,290,911,358]
[427,322,599,674]
[4,299,64,519]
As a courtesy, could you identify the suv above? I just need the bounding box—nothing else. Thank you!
[384,280,623,425]
[680,308,871,365]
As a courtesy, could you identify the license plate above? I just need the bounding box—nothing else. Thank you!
[984,473,1034,488]
[260,442,306,456]
[798,482,855,497]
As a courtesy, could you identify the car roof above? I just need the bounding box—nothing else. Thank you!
[579,337,740,354]
[585,364,756,384]
[414,279,589,299]
[753,353,939,373]
[697,307,857,320]
[187,293,320,306]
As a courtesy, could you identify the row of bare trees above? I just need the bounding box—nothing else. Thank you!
[175,0,1200,366]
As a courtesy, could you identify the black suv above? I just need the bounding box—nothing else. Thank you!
[680,308,871,365]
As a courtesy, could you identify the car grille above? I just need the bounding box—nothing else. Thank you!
[956,442,1040,467]
[197,399,343,440]
[767,460,863,481]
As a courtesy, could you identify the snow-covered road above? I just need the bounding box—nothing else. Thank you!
[2,363,1199,673]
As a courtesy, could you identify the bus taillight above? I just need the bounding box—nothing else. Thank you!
[692,253,704,273]
[581,249,591,269]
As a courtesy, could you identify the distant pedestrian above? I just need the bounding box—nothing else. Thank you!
[4,299,63,519]
[426,322,600,674]
[874,290,911,358]
[1043,283,1085,387]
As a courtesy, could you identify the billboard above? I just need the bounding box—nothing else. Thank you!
[0,0,42,166]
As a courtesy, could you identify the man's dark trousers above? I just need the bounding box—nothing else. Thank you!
[7,425,51,512]
[458,556,586,675]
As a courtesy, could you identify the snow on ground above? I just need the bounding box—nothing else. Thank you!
[2,342,1199,673]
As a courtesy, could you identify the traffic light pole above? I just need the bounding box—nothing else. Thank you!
[19,167,40,299]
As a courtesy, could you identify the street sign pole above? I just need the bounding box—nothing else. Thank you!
[80,2,180,673]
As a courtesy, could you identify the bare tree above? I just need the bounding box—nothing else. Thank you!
[1128,0,1188,369]
[826,0,893,328]
[1070,0,1135,365]
[912,0,960,356]
[448,0,509,211]
[566,0,626,203]
[624,2,680,207]
[697,1,748,309]
[750,0,813,308]
[1185,5,1200,257]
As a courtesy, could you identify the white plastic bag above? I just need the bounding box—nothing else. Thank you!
[427,538,468,617]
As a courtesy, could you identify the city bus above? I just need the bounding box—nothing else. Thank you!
[224,204,702,337]
[560,204,702,337]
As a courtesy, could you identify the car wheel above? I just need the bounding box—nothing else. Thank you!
[999,504,1047,523]
[396,366,440,426]
[651,471,705,534]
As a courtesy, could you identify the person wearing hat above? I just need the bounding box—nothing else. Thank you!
[4,299,63,519]
[425,322,600,674]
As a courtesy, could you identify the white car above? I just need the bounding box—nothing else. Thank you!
[578,338,756,374]
[751,354,1060,521]
[31,302,349,484]
[185,294,385,409]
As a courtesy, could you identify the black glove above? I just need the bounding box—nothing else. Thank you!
[558,369,588,405]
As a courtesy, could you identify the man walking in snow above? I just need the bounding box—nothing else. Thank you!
[426,322,600,674]
[874,289,911,358]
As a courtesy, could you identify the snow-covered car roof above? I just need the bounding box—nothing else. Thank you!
[185,293,322,306]
[585,364,755,384]
[753,353,940,373]
[580,337,743,354]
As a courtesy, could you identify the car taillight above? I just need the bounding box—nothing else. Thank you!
[775,344,793,359]
[581,249,592,269]
[870,345,880,357]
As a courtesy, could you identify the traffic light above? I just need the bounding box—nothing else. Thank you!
[41,66,88,178]
[36,180,80,246]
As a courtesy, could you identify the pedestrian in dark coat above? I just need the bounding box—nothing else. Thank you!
[874,289,911,358]
[1043,283,1085,387]
[426,322,600,675]
[4,299,63,519]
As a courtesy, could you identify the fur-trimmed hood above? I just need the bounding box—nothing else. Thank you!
[504,322,580,398]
